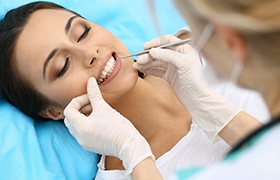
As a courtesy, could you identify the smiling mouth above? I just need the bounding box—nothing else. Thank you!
[97,53,117,85]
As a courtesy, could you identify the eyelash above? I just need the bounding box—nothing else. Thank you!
[77,25,91,42]
[56,25,91,78]
[57,57,70,78]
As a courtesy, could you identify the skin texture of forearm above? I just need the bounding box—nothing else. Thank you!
[218,111,263,147]
[131,157,163,180]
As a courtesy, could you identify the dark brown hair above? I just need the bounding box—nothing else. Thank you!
[0,1,81,118]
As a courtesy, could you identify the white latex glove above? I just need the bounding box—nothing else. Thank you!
[133,35,241,142]
[64,77,154,175]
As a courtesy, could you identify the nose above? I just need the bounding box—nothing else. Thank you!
[89,56,96,66]
[84,48,99,68]
[72,45,99,68]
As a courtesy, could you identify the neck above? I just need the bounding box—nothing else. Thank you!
[111,75,191,157]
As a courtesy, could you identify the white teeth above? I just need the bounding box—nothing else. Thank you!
[105,65,111,72]
[98,56,116,84]
[102,71,107,76]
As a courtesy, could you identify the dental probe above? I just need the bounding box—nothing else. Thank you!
[117,37,192,59]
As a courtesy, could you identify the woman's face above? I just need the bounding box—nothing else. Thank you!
[14,9,139,118]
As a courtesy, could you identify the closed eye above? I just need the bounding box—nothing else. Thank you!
[77,25,91,42]
[57,57,70,78]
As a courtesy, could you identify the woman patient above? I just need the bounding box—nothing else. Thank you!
[0,2,230,179]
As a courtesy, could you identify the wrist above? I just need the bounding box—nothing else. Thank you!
[182,87,242,142]
[120,130,155,175]
[218,111,262,146]
[131,157,162,180]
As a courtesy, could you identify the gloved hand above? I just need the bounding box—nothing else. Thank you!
[133,35,241,142]
[64,77,154,175]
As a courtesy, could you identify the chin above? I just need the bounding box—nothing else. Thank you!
[100,65,139,105]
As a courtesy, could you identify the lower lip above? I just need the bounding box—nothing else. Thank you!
[99,58,121,86]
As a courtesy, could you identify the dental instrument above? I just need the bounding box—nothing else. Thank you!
[118,37,192,59]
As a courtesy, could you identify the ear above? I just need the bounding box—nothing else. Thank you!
[214,23,247,62]
[39,106,64,120]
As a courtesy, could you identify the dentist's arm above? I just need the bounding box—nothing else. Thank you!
[218,111,261,146]
[132,157,163,180]
[64,77,162,179]
[134,35,261,146]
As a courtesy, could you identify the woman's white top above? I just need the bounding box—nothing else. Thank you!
[95,122,231,180]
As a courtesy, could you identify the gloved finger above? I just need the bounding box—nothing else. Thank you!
[138,35,191,66]
[79,103,92,116]
[63,94,89,131]
[144,34,180,50]
[87,77,103,108]
[133,60,167,76]
[132,62,149,73]
[64,117,77,136]
[174,44,202,66]
[64,94,89,118]
[149,48,188,69]
[135,53,153,65]
[148,68,167,77]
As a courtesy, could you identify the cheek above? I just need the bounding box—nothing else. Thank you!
[51,77,88,107]
[203,51,226,76]
[203,45,236,79]
[102,30,129,54]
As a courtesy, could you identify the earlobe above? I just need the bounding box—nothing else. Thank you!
[39,107,64,120]
[214,23,247,62]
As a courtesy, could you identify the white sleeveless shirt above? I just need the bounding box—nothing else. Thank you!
[95,122,231,180]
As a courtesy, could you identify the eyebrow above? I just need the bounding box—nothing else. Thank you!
[43,15,78,80]
[65,15,79,34]
[43,48,58,79]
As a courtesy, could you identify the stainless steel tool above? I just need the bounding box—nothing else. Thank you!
[117,37,192,59]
